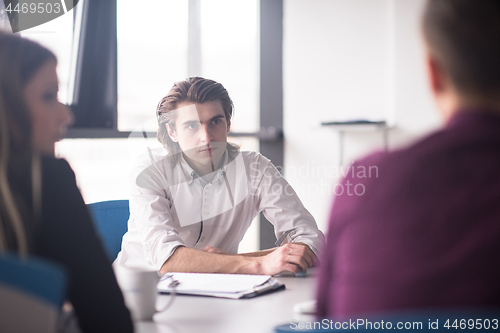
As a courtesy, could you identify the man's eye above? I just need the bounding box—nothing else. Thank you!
[187,124,199,130]
[212,119,221,125]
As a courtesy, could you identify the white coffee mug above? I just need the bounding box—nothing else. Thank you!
[114,266,164,321]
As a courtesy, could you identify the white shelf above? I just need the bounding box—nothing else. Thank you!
[321,120,389,131]
[321,120,391,165]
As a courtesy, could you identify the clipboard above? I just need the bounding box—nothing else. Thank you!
[157,273,285,299]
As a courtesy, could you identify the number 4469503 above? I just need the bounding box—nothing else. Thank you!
[444,319,499,330]
[6,2,62,14]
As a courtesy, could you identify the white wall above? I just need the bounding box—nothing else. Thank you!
[283,0,442,232]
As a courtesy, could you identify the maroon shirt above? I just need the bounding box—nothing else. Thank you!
[316,110,500,317]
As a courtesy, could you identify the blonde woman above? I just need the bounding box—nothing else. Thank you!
[0,32,133,332]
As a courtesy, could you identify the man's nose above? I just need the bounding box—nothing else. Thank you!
[200,125,212,143]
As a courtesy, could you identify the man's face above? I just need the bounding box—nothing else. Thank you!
[167,100,230,173]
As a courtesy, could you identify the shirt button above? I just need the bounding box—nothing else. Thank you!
[200,237,205,242]
[204,198,210,203]
[204,205,209,209]
[204,211,209,216]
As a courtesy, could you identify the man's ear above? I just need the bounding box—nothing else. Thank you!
[166,123,178,142]
[425,51,459,121]
[226,118,231,133]
[426,53,446,96]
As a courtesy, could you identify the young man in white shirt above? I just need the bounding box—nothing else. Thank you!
[115,77,324,275]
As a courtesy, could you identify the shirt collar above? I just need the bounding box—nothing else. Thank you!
[447,108,500,129]
[179,148,229,185]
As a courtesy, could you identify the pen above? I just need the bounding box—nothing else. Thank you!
[161,274,180,288]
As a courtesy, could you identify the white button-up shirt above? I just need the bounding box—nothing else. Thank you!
[114,147,324,271]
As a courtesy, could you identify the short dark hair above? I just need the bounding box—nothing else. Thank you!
[156,77,235,164]
[422,0,500,99]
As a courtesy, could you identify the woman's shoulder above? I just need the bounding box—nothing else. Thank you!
[39,156,78,195]
[40,155,74,178]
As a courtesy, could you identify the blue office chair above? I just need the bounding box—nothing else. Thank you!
[87,199,130,261]
[0,254,67,333]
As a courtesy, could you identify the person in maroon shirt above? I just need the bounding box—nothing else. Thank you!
[317,0,500,317]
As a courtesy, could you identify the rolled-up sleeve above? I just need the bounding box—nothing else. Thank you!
[125,154,186,271]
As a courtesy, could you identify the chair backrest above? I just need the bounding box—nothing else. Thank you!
[0,254,67,333]
[87,200,130,261]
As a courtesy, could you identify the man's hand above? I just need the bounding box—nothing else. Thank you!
[255,243,317,276]
[292,242,318,266]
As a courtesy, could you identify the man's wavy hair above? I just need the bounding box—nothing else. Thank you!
[156,77,238,165]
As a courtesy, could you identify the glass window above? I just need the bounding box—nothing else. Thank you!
[56,137,161,203]
[57,0,261,252]
[0,2,10,30]
[117,0,260,136]
[200,0,260,134]
[117,0,189,132]
[19,8,75,104]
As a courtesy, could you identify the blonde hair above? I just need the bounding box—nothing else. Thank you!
[0,31,55,255]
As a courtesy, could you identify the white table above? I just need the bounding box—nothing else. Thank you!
[135,272,318,333]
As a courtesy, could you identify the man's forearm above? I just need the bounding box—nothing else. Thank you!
[160,246,260,275]
[240,243,316,259]
[239,248,276,257]
[161,243,316,276]
[241,243,316,259]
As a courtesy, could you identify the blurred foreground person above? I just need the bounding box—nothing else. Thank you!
[0,31,133,332]
[317,0,500,317]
